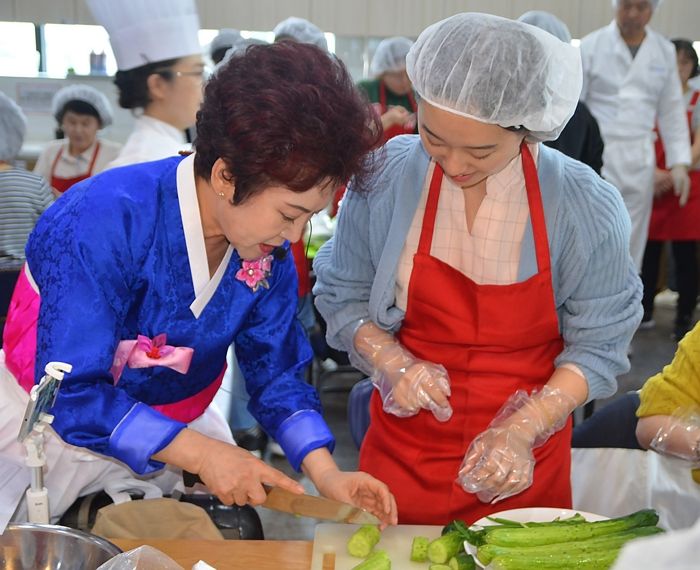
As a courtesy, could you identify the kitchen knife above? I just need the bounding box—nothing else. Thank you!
[262,485,380,524]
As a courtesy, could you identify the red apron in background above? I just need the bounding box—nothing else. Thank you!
[290,239,312,298]
[378,81,417,143]
[359,143,572,525]
[50,142,101,194]
[648,90,700,241]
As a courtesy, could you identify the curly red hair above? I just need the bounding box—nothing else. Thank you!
[194,42,381,204]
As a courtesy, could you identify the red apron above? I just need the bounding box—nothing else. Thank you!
[648,90,700,241]
[50,141,101,194]
[359,143,572,525]
[379,81,417,143]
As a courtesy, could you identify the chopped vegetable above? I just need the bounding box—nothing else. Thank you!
[410,536,430,562]
[350,549,391,570]
[448,552,476,570]
[347,524,381,558]
[428,531,465,564]
[428,565,452,570]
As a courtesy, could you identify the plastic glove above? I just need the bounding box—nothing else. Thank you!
[670,164,690,207]
[354,321,453,422]
[457,386,577,504]
[649,408,700,464]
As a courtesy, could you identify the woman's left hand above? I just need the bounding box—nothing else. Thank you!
[314,469,398,528]
[457,425,536,504]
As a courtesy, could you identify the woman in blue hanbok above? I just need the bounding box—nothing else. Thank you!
[0,42,397,525]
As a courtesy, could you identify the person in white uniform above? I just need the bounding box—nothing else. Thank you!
[580,0,691,271]
[33,84,121,196]
[87,0,206,168]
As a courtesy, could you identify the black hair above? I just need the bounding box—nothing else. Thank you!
[672,39,699,79]
[211,47,230,65]
[113,57,181,109]
[56,99,101,125]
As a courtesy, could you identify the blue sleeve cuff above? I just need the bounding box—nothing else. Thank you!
[108,403,186,474]
[274,409,335,472]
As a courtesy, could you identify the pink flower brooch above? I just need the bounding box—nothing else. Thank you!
[235,254,273,292]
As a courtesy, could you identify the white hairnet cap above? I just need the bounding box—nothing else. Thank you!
[370,37,413,77]
[611,0,661,9]
[0,92,27,161]
[210,29,241,56]
[406,13,582,142]
[517,11,571,44]
[273,17,328,52]
[51,84,113,127]
[217,37,269,70]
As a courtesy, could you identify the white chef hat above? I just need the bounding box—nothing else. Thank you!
[273,17,328,52]
[517,11,572,44]
[210,28,241,57]
[406,13,582,142]
[611,0,662,9]
[51,84,113,127]
[86,0,202,71]
[0,92,27,162]
[369,37,414,77]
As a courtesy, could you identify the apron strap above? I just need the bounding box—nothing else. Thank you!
[49,145,64,181]
[86,141,101,176]
[416,163,443,256]
[379,80,387,113]
[520,142,552,274]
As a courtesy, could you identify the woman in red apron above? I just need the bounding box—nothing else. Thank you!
[642,39,700,341]
[314,14,641,525]
[33,84,121,196]
[358,37,417,144]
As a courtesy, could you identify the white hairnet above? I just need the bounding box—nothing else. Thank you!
[406,13,582,142]
[517,11,572,44]
[370,37,413,77]
[216,38,269,71]
[51,84,113,127]
[0,92,27,162]
[273,17,328,52]
[210,28,241,56]
[611,0,662,9]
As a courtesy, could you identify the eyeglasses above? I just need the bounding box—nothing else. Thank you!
[155,66,211,81]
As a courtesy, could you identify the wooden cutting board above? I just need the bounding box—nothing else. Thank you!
[310,523,443,570]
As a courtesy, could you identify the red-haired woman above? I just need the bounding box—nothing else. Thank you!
[1,42,397,525]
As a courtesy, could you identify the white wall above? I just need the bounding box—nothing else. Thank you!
[3,0,700,40]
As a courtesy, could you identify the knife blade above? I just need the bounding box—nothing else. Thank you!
[262,485,380,524]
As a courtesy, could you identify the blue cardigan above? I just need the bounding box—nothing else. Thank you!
[313,136,643,401]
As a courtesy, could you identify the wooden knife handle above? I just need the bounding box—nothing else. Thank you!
[322,552,336,570]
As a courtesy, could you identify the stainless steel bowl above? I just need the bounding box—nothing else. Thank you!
[0,523,122,569]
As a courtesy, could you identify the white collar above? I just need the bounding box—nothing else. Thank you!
[176,153,233,318]
[138,115,187,144]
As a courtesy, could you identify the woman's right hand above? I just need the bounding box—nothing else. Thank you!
[195,438,305,506]
[354,322,453,422]
[153,429,304,506]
